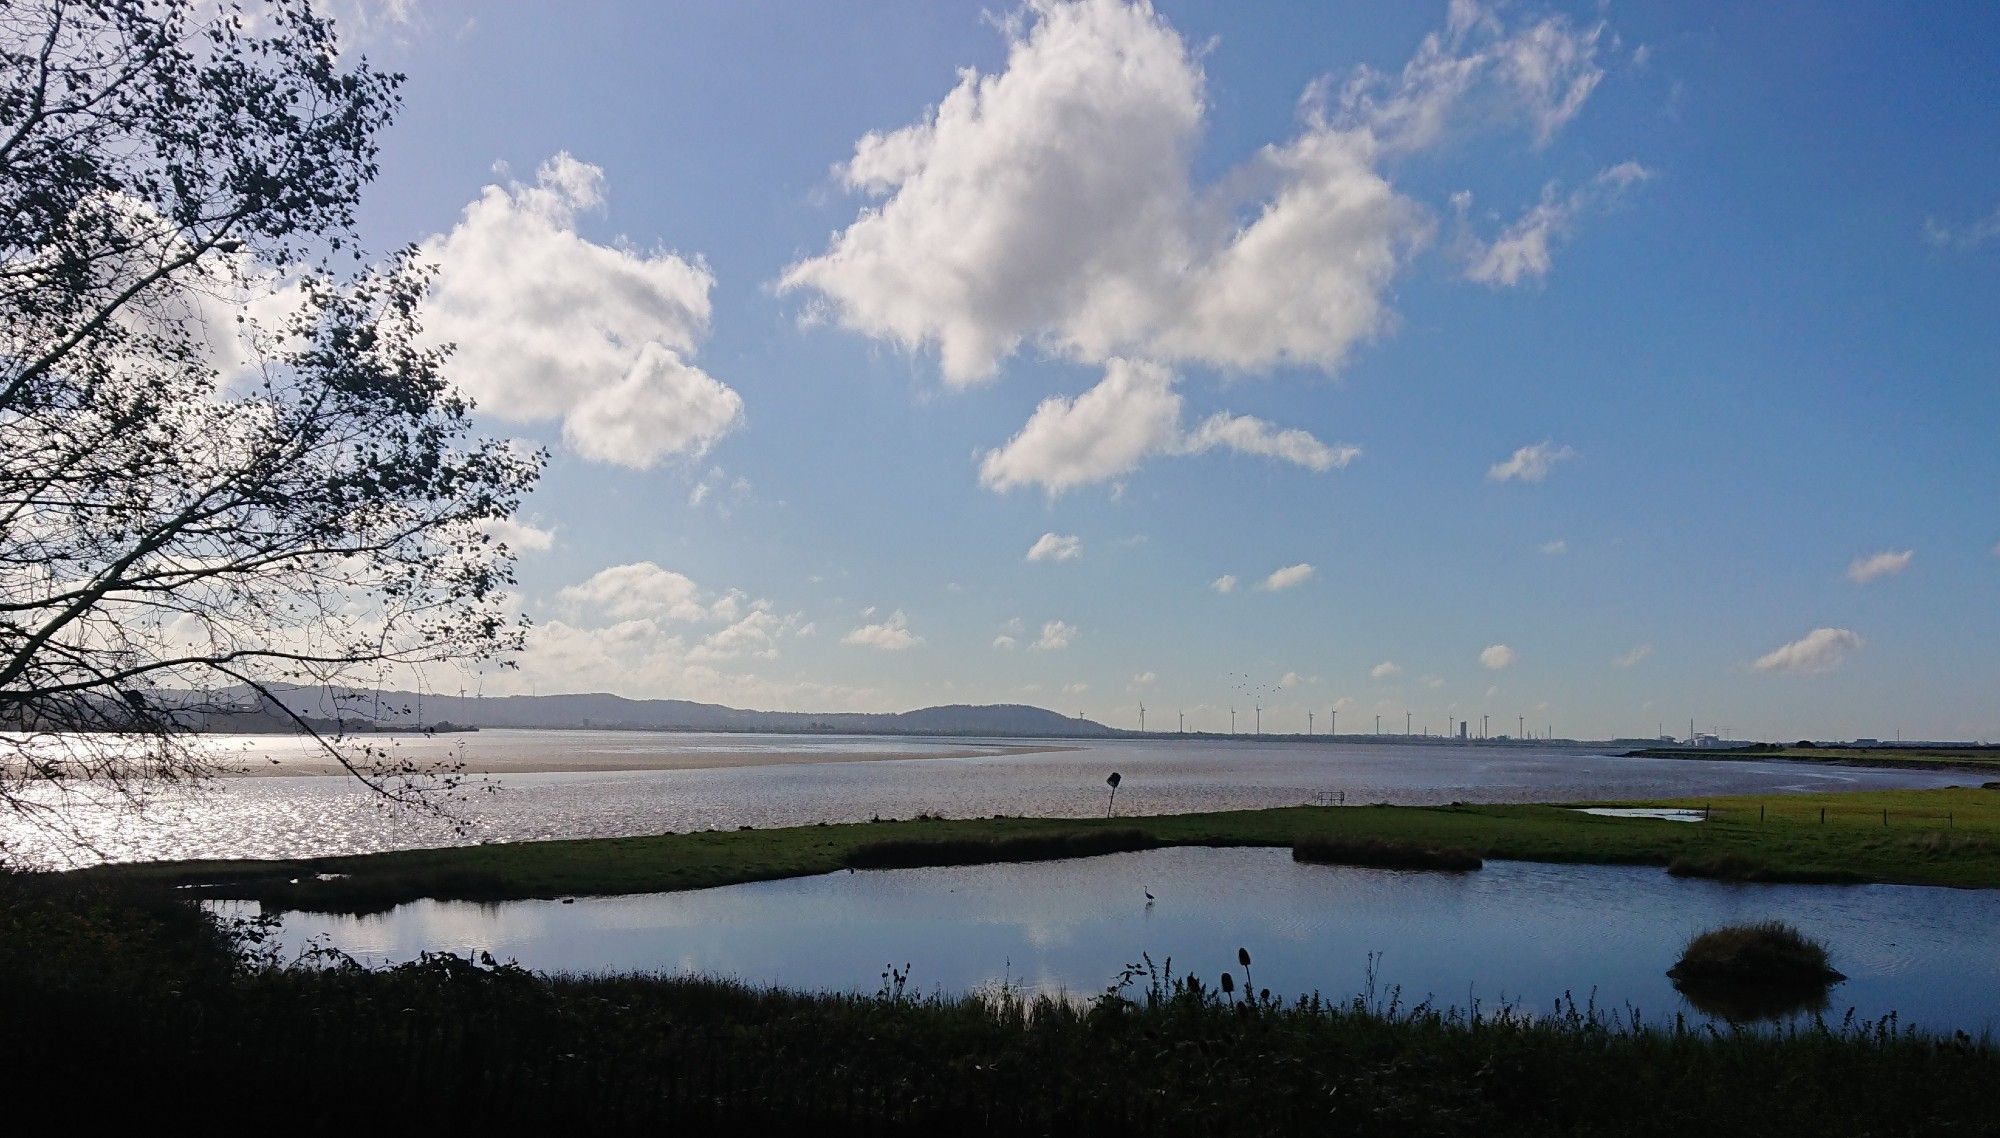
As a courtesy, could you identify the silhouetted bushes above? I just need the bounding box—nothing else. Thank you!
[4,886,1998,1135]
[845,828,1158,869]
[1291,835,1482,871]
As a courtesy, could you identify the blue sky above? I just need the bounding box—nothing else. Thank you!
[331,1,2000,740]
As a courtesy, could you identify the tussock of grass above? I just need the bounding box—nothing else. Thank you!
[1292,835,1482,871]
[845,828,1157,869]
[1666,853,1862,885]
[1667,921,1845,986]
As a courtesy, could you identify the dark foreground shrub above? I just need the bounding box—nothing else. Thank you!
[6,890,1999,1136]
[845,828,1158,869]
[1291,835,1482,871]
[1668,921,1845,987]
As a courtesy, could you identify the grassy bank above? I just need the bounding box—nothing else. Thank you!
[4,874,1995,1135]
[77,786,2000,911]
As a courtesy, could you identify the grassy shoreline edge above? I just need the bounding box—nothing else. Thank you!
[75,786,2000,912]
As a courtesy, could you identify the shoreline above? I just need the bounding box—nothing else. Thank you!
[202,740,1080,778]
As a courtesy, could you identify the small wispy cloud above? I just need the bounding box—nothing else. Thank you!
[1612,643,1653,669]
[1487,440,1575,483]
[1370,661,1401,679]
[1260,563,1314,591]
[1033,619,1077,651]
[1480,644,1516,670]
[1924,205,2000,251]
[1846,549,1912,584]
[1538,538,1568,555]
[1025,532,1082,562]
[842,610,920,650]
[1753,627,1862,675]
[1210,574,1238,594]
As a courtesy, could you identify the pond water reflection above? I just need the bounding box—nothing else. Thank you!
[246,847,2000,1037]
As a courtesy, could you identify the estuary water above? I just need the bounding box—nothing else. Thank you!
[5,730,1969,865]
[244,847,2000,1037]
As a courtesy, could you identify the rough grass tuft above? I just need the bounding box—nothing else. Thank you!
[1666,853,1863,884]
[1291,835,1482,871]
[1667,920,1845,986]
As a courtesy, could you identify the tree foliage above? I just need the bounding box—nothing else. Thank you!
[0,0,542,844]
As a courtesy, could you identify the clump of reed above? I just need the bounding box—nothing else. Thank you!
[1290,835,1482,871]
[1666,853,1863,885]
[843,828,1158,869]
[1667,920,1845,988]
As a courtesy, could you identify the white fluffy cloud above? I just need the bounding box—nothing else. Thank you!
[1754,627,1863,675]
[1033,619,1077,651]
[558,562,712,622]
[1260,563,1315,591]
[493,567,834,709]
[978,359,1183,494]
[1210,574,1238,594]
[474,516,556,552]
[1370,661,1402,679]
[978,359,1355,495]
[784,0,1601,385]
[1479,643,1516,669]
[420,153,743,468]
[689,609,790,662]
[1538,538,1567,555]
[843,610,921,650]
[1486,440,1575,483]
[1847,549,1913,584]
[1026,532,1083,562]
[784,1,1605,491]
[779,0,1396,383]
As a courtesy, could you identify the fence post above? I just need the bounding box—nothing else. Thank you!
[1820,807,1825,824]
[1883,808,1889,828]
[1759,804,1765,823]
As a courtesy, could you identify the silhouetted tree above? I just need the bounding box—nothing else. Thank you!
[0,1,541,842]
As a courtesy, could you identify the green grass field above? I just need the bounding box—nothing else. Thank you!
[81,785,2000,911]
[1628,745,2000,771]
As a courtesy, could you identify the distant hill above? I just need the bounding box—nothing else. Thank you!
[230,686,1116,738]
